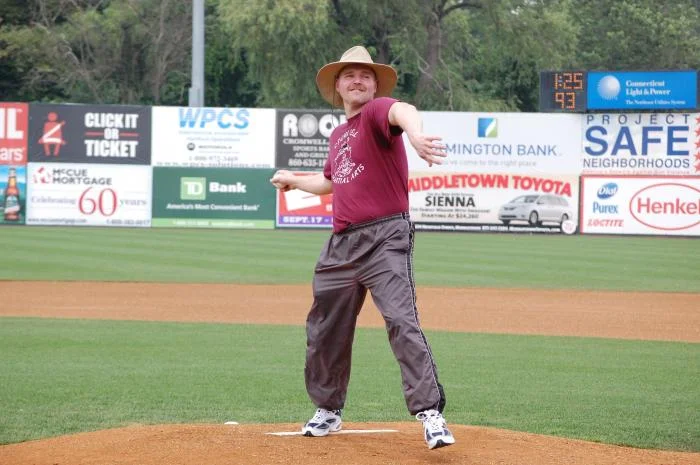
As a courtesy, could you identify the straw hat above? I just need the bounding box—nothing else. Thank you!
[316,46,398,108]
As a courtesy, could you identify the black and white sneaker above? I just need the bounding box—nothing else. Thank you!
[301,408,342,437]
[416,409,455,449]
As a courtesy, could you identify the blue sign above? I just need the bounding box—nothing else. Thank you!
[587,71,697,110]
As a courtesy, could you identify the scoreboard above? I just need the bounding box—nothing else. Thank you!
[539,70,698,112]
[539,71,586,112]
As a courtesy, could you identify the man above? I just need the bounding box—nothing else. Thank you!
[270,45,455,450]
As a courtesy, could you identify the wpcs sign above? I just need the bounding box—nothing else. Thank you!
[151,167,276,229]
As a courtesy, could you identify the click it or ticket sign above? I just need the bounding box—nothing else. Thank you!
[276,172,332,228]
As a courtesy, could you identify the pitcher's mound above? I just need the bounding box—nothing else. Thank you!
[1,423,697,465]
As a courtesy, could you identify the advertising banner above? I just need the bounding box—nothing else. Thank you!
[26,163,152,227]
[151,167,276,228]
[409,171,579,234]
[275,109,345,170]
[587,71,698,111]
[151,107,275,168]
[0,165,26,225]
[405,112,582,174]
[28,103,151,164]
[1,102,28,165]
[275,172,333,228]
[582,113,698,176]
[580,176,700,236]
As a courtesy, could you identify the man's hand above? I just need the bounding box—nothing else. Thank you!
[270,170,295,191]
[407,133,447,167]
[270,170,333,195]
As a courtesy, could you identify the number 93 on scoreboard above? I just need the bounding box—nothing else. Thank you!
[539,71,587,112]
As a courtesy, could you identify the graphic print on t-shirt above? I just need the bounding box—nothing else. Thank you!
[331,128,365,184]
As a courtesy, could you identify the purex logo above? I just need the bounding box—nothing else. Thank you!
[477,118,497,138]
[592,202,618,214]
[597,182,618,199]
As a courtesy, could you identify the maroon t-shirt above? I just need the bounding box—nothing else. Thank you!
[323,97,408,233]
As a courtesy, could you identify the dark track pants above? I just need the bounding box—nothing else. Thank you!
[304,213,446,416]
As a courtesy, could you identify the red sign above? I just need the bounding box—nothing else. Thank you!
[276,172,333,228]
[0,103,28,164]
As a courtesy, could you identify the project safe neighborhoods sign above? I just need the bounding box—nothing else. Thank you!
[28,104,151,164]
[275,110,346,170]
[582,113,698,175]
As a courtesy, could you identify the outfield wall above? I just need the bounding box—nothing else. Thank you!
[1,102,698,236]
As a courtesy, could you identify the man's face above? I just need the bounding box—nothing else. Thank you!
[335,64,377,107]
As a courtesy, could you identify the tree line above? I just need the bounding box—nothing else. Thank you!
[1,0,699,112]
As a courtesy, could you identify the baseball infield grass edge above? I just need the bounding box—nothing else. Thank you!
[2,227,699,292]
[0,318,697,451]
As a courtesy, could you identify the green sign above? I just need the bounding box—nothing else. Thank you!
[152,167,276,229]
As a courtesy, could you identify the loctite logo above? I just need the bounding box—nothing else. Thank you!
[629,182,700,230]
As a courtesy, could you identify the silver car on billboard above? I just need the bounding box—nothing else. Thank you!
[498,194,573,226]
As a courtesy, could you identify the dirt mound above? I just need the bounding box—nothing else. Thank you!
[1,423,698,465]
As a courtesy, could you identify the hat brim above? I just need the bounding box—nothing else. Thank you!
[316,61,398,108]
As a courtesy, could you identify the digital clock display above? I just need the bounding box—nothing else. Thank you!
[539,71,587,112]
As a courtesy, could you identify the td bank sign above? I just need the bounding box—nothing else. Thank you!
[180,177,247,200]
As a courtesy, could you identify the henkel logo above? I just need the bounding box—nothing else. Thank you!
[629,182,700,230]
[0,103,28,164]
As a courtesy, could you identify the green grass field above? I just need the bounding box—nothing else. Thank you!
[1,226,698,451]
[2,227,699,291]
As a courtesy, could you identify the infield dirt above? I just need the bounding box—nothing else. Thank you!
[1,281,698,465]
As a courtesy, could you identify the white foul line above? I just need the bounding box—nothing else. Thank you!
[266,429,399,436]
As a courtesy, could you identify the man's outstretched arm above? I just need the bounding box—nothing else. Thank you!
[270,170,333,195]
[388,101,447,167]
